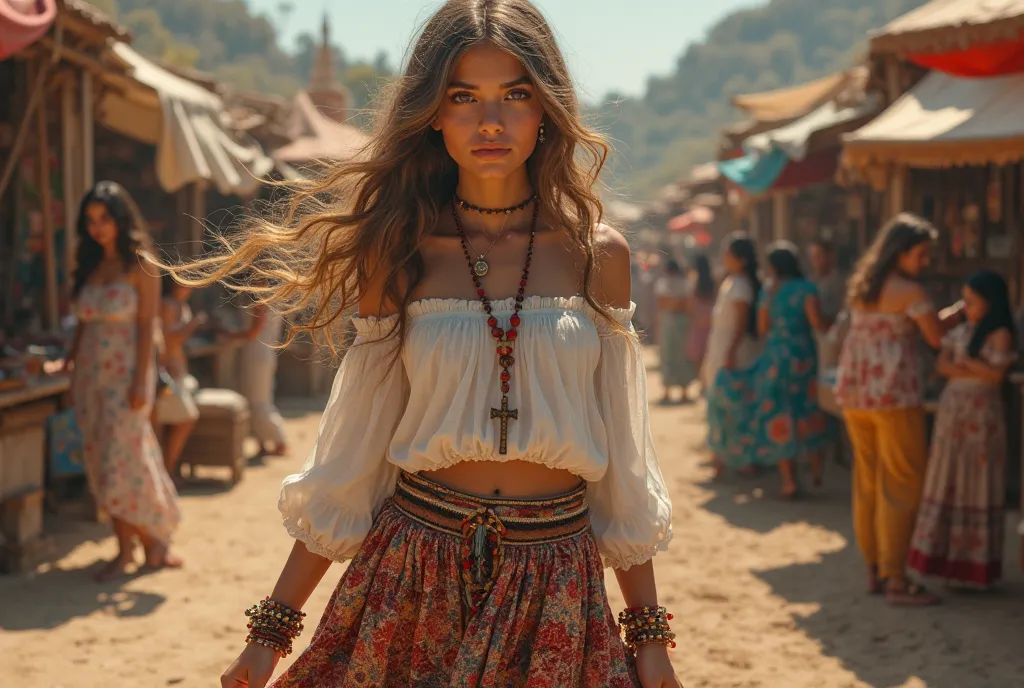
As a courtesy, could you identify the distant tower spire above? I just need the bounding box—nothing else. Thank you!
[309,10,337,94]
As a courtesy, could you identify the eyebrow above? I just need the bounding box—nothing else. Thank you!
[448,76,533,90]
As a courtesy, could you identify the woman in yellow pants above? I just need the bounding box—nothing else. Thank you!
[835,213,964,606]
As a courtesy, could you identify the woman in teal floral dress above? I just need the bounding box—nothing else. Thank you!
[709,242,830,497]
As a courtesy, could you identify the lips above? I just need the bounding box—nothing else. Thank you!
[472,145,512,160]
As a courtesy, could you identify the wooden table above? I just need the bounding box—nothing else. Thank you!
[0,375,69,572]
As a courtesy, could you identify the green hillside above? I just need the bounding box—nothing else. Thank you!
[593,0,928,199]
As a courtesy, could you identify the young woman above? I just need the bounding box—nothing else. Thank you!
[708,243,829,497]
[171,2,678,686]
[156,274,206,482]
[836,213,965,606]
[654,258,695,404]
[685,253,715,381]
[908,270,1016,590]
[66,181,182,581]
[703,233,761,475]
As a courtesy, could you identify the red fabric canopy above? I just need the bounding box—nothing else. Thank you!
[770,148,839,192]
[909,37,1024,78]
[0,0,56,61]
[667,206,714,232]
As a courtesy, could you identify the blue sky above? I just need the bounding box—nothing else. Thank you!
[246,0,763,100]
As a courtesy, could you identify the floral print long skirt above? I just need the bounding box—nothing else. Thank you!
[74,320,180,544]
[908,382,1006,589]
[273,472,640,687]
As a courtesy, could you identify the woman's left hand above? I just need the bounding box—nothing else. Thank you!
[635,645,684,687]
[128,376,148,411]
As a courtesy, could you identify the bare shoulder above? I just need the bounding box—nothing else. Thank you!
[883,275,930,311]
[357,252,401,318]
[988,327,1013,351]
[591,223,632,309]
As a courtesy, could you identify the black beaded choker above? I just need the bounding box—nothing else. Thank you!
[454,193,537,215]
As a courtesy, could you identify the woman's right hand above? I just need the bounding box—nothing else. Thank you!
[221,644,280,688]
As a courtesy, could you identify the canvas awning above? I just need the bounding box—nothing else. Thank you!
[745,96,880,162]
[99,42,272,195]
[273,90,370,165]
[843,69,1024,171]
[731,70,855,122]
[870,0,1024,56]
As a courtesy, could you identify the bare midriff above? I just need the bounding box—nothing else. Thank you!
[421,460,583,499]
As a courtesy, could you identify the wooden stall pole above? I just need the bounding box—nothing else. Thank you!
[190,181,208,258]
[81,71,94,192]
[36,74,59,331]
[61,78,79,307]
[888,165,908,217]
[772,190,790,241]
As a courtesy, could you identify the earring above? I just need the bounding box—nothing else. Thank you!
[538,123,546,143]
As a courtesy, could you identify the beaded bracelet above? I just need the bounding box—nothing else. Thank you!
[618,606,677,652]
[244,597,307,657]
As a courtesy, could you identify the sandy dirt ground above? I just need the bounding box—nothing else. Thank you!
[3,350,1024,688]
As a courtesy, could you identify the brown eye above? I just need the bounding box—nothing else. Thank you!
[450,91,475,104]
[506,88,531,101]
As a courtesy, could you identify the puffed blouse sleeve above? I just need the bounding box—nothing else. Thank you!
[587,303,673,570]
[279,316,408,562]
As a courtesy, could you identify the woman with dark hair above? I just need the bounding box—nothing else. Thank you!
[65,181,181,581]
[654,257,695,403]
[908,270,1016,589]
[708,242,829,495]
[836,212,965,606]
[685,254,715,381]
[703,234,761,475]
[167,2,678,685]
[702,233,760,385]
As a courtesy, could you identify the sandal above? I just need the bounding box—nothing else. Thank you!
[866,565,884,594]
[885,581,940,607]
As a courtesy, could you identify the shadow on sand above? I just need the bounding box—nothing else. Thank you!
[698,461,1024,688]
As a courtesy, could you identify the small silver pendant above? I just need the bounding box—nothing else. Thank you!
[473,258,489,277]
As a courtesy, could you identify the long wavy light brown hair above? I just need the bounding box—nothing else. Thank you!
[162,0,612,358]
[846,212,938,306]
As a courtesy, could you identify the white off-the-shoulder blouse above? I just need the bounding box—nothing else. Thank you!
[279,295,673,570]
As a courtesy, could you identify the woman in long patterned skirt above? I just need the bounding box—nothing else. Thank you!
[168,2,681,687]
[68,181,181,582]
[655,258,696,404]
[908,270,1016,589]
[708,242,830,497]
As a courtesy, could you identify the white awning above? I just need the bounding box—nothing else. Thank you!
[871,0,1024,54]
[99,42,273,196]
[843,69,1024,170]
[745,96,880,161]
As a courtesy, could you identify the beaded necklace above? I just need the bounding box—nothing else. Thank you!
[451,197,539,455]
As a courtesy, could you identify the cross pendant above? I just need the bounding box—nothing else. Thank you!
[490,394,518,455]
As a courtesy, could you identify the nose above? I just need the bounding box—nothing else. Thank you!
[478,101,504,136]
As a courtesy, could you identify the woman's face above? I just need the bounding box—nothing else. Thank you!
[962,285,988,324]
[897,242,931,277]
[722,248,743,275]
[434,42,546,180]
[85,201,118,250]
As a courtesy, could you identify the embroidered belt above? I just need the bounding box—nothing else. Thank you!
[392,471,590,613]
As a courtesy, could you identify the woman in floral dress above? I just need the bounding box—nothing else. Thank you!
[908,270,1016,589]
[708,242,829,497]
[836,213,965,606]
[67,181,181,582]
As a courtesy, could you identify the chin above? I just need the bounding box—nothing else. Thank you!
[466,162,521,179]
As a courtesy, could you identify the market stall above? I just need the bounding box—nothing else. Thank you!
[0,0,130,572]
